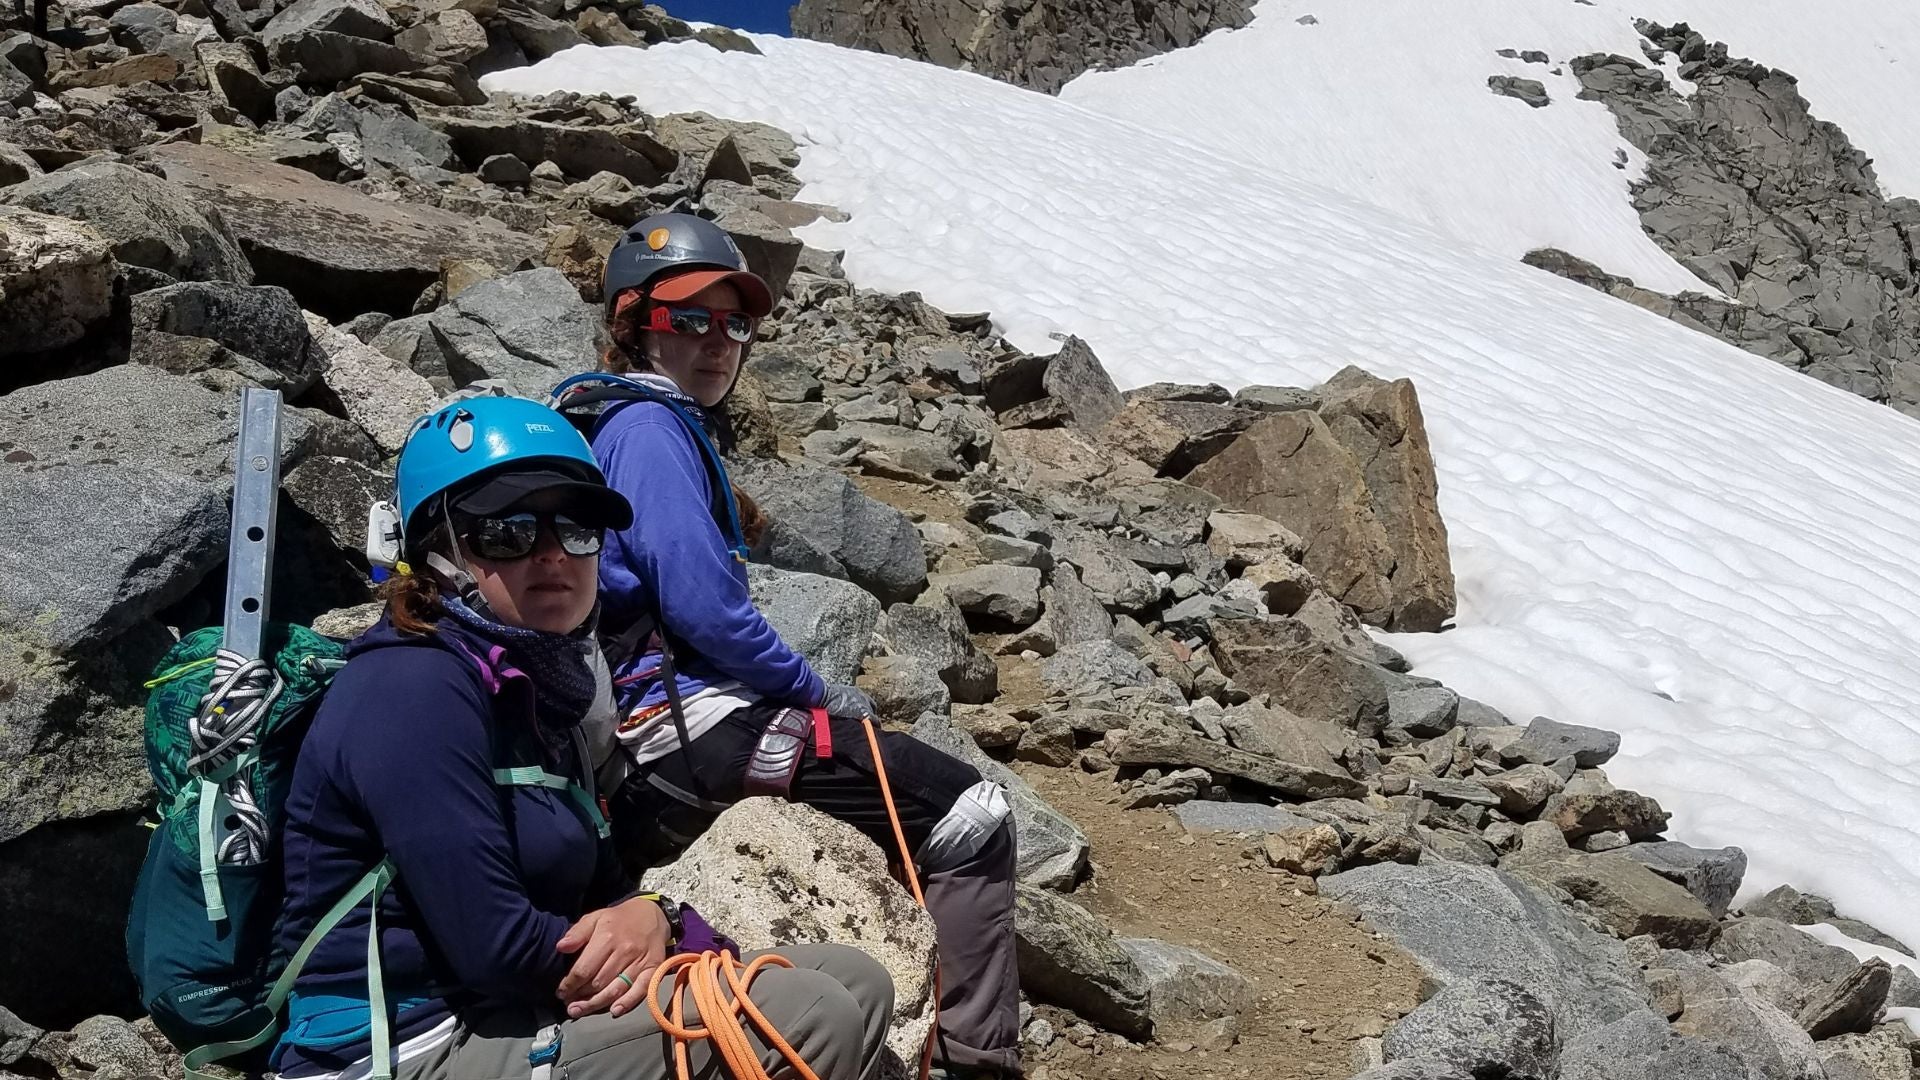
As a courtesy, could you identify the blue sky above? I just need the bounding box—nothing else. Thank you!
[666,0,794,34]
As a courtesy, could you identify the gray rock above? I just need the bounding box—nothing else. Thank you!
[0,140,42,186]
[976,533,1052,571]
[1042,640,1155,698]
[131,282,317,393]
[1173,801,1317,834]
[1319,862,1647,1040]
[428,268,599,399]
[789,0,1254,94]
[910,712,1089,890]
[1014,714,1075,767]
[1488,75,1551,107]
[930,564,1042,627]
[1100,397,1257,476]
[2,160,252,284]
[1742,885,1915,956]
[985,508,1050,543]
[1481,764,1566,817]
[0,206,116,356]
[883,599,995,703]
[63,1014,169,1078]
[268,29,417,83]
[1159,592,1262,638]
[951,704,1023,750]
[1109,712,1366,800]
[305,313,435,456]
[1500,844,1720,949]
[1674,994,1825,1080]
[734,457,929,605]
[340,312,391,343]
[1232,384,1317,412]
[1208,616,1391,735]
[1501,716,1621,767]
[1014,884,1151,1038]
[1886,965,1920,1008]
[1555,1009,1755,1080]
[0,1006,40,1065]
[1712,918,1864,989]
[1724,958,1812,1015]
[1797,958,1891,1039]
[1542,789,1669,840]
[1046,564,1113,648]
[1117,938,1252,1030]
[746,564,881,685]
[294,96,455,178]
[743,348,823,403]
[260,0,394,46]
[641,799,936,1069]
[1122,766,1209,809]
[1349,1060,1477,1080]
[1381,977,1554,1080]
[859,655,951,722]
[1218,700,1354,772]
[1385,686,1459,739]
[108,2,177,52]
[1125,381,1232,405]
[476,151,532,188]
[1817,1028,1912,1080]
[394,8,488,65]
[145,141,538,317]
[1055,530,1161,613]
[840,421,968,480]
[427,114,675,188]
[0,366,322,652]
[1617,841,1747,918]
[1417,777,1500,807]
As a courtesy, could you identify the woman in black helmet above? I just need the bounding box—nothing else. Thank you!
[554,212,1021,1079]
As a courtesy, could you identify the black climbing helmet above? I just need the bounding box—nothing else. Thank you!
[602,212,774,318]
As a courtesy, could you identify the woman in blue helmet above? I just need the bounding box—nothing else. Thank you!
[554,213,1022,1079]
[272,395,893,1080]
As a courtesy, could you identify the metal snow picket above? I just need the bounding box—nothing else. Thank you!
[188,387,286,884]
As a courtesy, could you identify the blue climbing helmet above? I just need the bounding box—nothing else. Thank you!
[394,396,632,548]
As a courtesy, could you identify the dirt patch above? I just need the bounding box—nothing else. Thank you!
[1013,765,1427,1080]
[853,473,973,531]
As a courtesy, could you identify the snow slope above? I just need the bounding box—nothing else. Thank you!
[1063,0,1920,295]
[488,34,1920,949]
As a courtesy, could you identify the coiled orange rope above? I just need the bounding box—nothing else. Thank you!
[646,951,824,1080]
[643,714,936,1080]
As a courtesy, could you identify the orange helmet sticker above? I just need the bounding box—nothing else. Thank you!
[647,227,671,251]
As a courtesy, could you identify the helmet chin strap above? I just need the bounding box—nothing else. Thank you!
[427,494,484,609]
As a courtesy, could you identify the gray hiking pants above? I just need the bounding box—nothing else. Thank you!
[397,944,892,1080]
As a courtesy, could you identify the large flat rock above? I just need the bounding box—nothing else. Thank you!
[142,141,540,318]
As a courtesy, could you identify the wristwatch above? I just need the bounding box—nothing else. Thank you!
[637,891,683,948]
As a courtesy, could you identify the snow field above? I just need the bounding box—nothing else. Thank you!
[488,30,1920,952]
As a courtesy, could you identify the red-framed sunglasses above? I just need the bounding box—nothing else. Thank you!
[647,304,758,344]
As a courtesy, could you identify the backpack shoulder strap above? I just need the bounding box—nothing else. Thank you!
[183,860,397,1080]
[450,637,611,840]
[551,373,751,562]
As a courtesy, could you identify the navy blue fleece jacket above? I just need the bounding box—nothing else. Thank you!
[271,617,627,1076]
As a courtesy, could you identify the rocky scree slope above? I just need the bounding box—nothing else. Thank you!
[787,0,1253,94]
[1520,20,1920,418]
[0,10,1917,1078]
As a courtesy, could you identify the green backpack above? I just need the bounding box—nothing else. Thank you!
[125,623,612,1080]
[123,623,395,1080]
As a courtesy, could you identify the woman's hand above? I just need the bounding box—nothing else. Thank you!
[554,896,671,1018]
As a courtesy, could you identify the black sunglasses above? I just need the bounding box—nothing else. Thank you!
[459,513,604,561]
